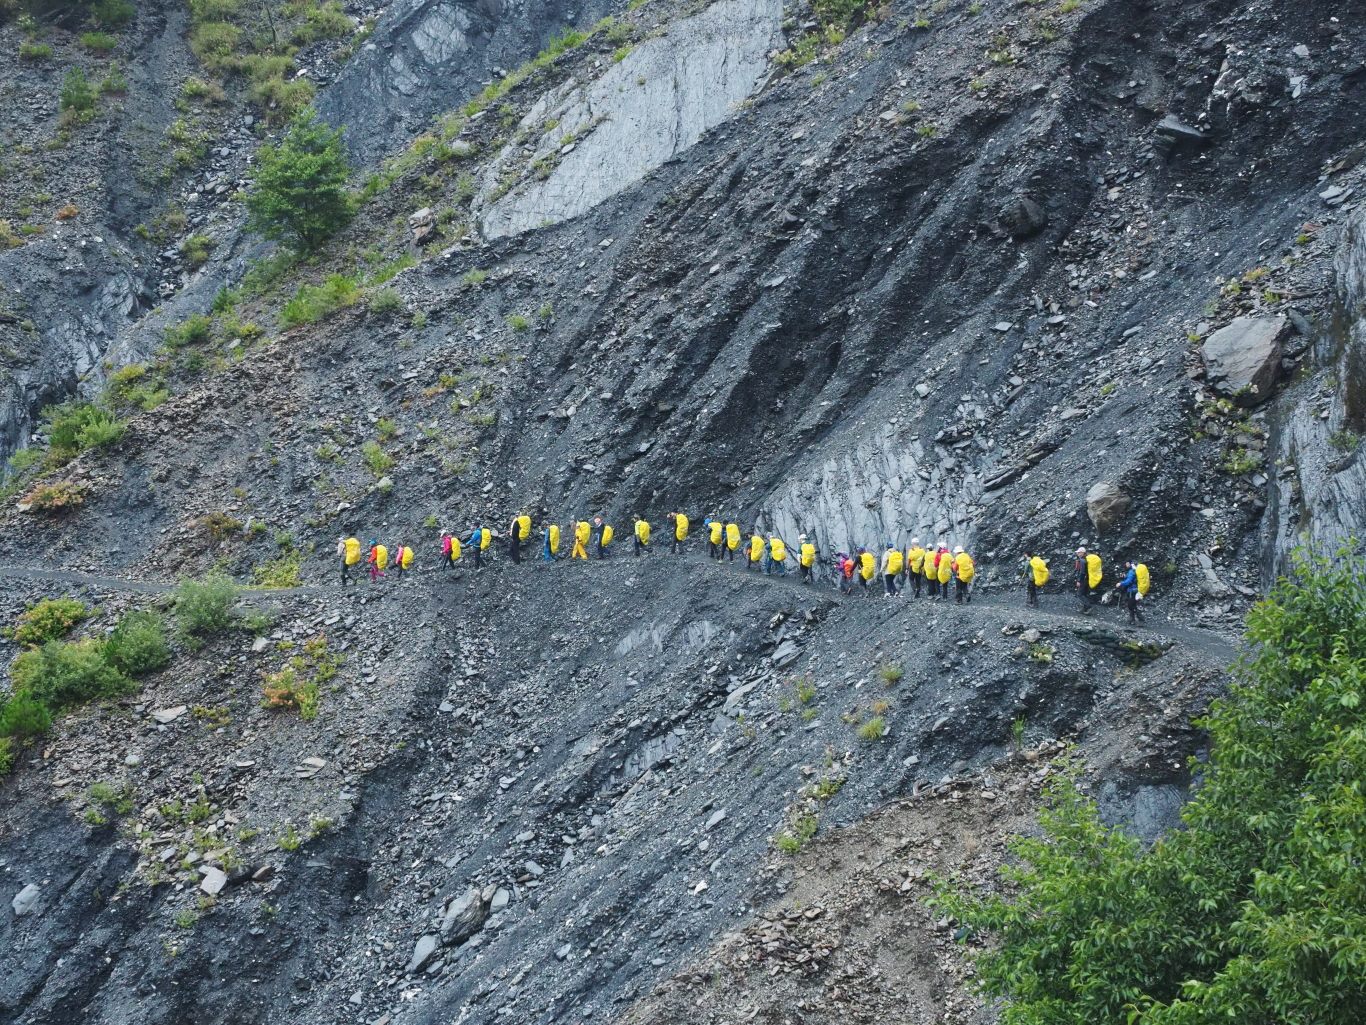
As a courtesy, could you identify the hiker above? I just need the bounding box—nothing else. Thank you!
[767,534,788,575]
[1114,561,1148,624]
[667,512,690,554]
[467,526,487,569]
[936,544,953,600]
[798,534,817,584]
[593,516,613,559]
[706,518,723,560]
[952,546,974,604]
[339,535,361,586]
[440,531,454,570]
[571,519,591,561]
[834,553,854,595]
[725,521,741,562]
[509,512,532,564]
[1074,547,1092,610]
[633,517,651,556]
[906,537,925,597]
[747,531,765,571]
[390,542,414,579]
[448,532,462,567]
[1023,551,1049,607]
[881,541,903,597]
[542,523,561,561]
[857,547,876,595]
[924,544,940,597]
[367,539,388,583]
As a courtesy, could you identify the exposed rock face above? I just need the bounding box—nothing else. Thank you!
[1086,480,1130,534]
[1201,316,1287,406]
[316,0,625,163]
[477,0,783,239]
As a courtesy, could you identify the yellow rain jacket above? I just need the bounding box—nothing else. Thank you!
[1086,553,1103,589]
[399,546,414,570]
[770,538,787,562]
[748,535,764,562]
[1135,563,1150,596]
[709,521,723,545]
[859,552,876,581]
[601,524,614,545]
[725,523,741,550]
[515,514,531,541]
[923,552,938,580]
[885,549,904,575]
[344,537,361,566]
[1029,556,1049,586]
[908,546,925,574]
[635,520,651,544]
[675,514,689,541]
[374,545,389,570]
[800,542,816,568]
[955,553,975,582]
[575,521,591,545]
[937,552,952,585]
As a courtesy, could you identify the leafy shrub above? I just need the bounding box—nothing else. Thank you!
[60,67,97,115]
[91,0,136,29]
[10,597,89,647]
[22,481,85,512]
[19,42,54,60]
[857,715,887,741]
[253,548,303,588]
[197,510,243,540]
[107,364,169,411]
[367,286,403,315]
[10,639,133,712]
[291,0,351,43]
[0,736,13,777]
[505,313,529,332]
[80,31,118,51]
[246,109,353,251]
[105,611,170,676]
[174,573,237,639]
[361,440,393,477]
[179,234,214,268]
[99,64,128,95]
[0,695,53,740]
[280,274,359,328]
[247,73,316,124]
[43,400,127,458]
[164,314,213,348]
[180,76,225,104]
[932,548,1366,1025]
[189,21,241,67]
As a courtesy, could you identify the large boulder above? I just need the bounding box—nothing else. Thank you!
[1086,480,1131,533]
[997,195,1048,239]
[1201,316,1288,406]
[439,885,492,945]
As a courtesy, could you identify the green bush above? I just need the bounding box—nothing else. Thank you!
[189,21,241,67]
[91,0,136,29]
[60,67,97,115]
[179,234,214,268]
[42,400,126,459]
[280,274,359,327]
[291,0,351,43]
[367,286,403,315]
[174,573,237,639]
[105,611,171,675]
[0,694,53,740]
[9,597,89,647]
[10,639,133,712]
[932,547,1366,1025]
[80,31,119,51]
[164,314,213,348]
[19,42,54,60]
[0,736,13,777]
[253,549,303,588]
[361,440,394,477]
[245,109,353,251]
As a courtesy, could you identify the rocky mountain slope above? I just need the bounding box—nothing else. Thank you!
[2,0,1365,1022]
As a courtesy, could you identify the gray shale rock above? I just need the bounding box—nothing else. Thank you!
[1201,316,1288,406]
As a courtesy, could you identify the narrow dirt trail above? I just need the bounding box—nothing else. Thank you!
[0,553,1241,663]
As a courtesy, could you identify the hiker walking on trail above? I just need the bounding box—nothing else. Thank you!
[906,538,925,597]
[706,518,723,560]
[881,542,903,597]
[857,547,876,595]
[747,531,765,572]
[633,517,651,556]
[509,512,532,564]
[936,545,953,600]
[798,534,818,584]
[571,519,591,561]
[766,534,788,575]
[725,521,741,562]
[952,546,974,604]
[441,531,454,570]
[1023,551,1048,607]
[447,532,462,567]
[542,523,561,561]
[834,553,854,595]
[389,542,414,579]
[1074,547,1103,611]
[924,544,940,597]
[467,526,488,569]
[339,536,361,586]
[667,512,689,554]
[367,540,388,583]
[593,516,613,559]
[1114,561,1148,625]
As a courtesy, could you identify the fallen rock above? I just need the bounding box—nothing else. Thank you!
[1201,316,1287,406]
[997,195,1047,238]
[439,887,489,945]
[1086,480,1131,533]
[12,883,40,916]
[200,867,228,896]
[408,934,441,974]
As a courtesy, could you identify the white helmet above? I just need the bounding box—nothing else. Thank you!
[954,546,964,554]
[911,536,920,544]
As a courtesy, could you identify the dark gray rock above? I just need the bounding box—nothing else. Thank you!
[1201,316,1287,406]
[1086,481,1131,534]
[997,196,1048,239]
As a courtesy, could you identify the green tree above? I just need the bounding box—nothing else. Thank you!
[932,547,1366,1025]
[245,109,353,251]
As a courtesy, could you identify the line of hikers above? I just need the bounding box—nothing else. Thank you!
[335,517,1153,623]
